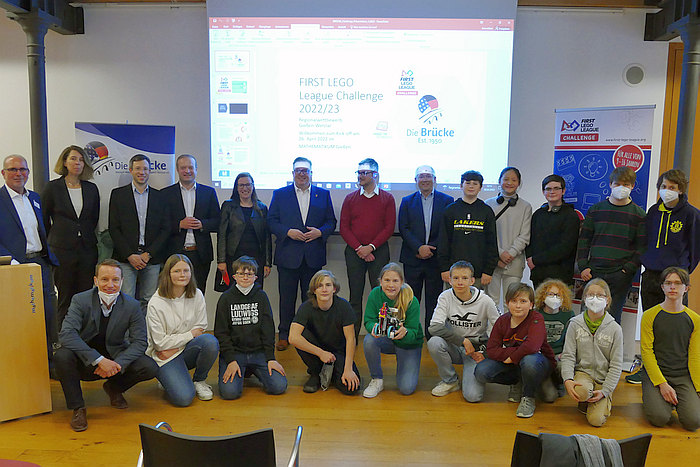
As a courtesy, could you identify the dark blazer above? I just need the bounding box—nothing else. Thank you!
[0,185,58,265]
[267,184,336,269]
[162,182,221,264]
[398,190,454,266]
[58,288,148,368]
[41,177,100,251]
[108,184,170,264]
[217,199,272,266]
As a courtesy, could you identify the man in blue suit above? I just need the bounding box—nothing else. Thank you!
[55,259,158,431]
[268,157,337,350]
[0,155,59,367]
[398,165,454,339]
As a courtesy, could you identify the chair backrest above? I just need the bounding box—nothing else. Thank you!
[286,426,303,467]
[138,423,276,467]
[511,431,652,467]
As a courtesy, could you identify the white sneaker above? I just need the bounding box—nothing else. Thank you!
[431,380,460,397]
[362,378,384,398]
[193,381,214,401]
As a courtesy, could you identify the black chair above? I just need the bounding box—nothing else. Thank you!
[511,430,652,467]
[136,422,302,467]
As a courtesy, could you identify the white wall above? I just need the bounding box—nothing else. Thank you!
[0,6,670,344]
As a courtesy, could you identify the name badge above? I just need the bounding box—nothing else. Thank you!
[33,200,41,209]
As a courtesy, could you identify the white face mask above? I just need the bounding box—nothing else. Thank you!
[544,295,562,311]
[98,290,120,306]
[659,189,679,205]
[611,185,631,200]
[585,296,607,314]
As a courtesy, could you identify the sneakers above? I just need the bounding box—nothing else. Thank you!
[103,381,128,409]
[431,380,460,397]
[362,378,384,398]
[516,396,536,418]
[193,381,214,401]
[508,382,522,402]
[70,407,88,432]
[303,374,321,393]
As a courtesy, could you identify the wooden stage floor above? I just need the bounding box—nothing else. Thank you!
[1,341,697,466]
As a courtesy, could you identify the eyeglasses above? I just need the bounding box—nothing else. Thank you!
[586,294,607,300]
[544,186,562,192]
[546,292,561,298]
[357,170,375,176]
[4,167,29,174]
[416,173,434,180]
[663,281,684,287]
[235,272,255,277]
[293,168,310,175]
[237,183,253,188]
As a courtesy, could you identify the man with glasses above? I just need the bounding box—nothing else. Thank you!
[0,155,59,370]
[526,174,581,289]
[268,157,336,350]
[340,158,396,336]
[398,165,453,339]
[108,154,170,313]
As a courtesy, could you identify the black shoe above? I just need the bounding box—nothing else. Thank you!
[303,374,321,393]
[70,407,88,432]
[103,381,128,409]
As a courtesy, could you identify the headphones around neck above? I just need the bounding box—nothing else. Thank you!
[496,193,518,206]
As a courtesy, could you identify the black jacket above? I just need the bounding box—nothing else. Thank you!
[214,284,276,363]
[217,199,272,266]
[161,183,221,264]
[526,202,580,285]
[42,177,100,251]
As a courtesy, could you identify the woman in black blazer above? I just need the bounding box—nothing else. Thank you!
[217,172,272,287]
[42,145,100,325]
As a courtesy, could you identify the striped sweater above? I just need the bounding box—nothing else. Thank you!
[577,199,646,274]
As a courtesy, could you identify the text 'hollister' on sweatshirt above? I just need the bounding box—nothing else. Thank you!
[214,283,276,364]
[428,287,500,348]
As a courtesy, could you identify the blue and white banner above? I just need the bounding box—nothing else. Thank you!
[75,122,176,232]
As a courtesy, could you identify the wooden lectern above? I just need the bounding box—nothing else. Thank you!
[0,264,52,421]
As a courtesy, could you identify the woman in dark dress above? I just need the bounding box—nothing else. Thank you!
[42,145,100,326]
[217,172,272,287]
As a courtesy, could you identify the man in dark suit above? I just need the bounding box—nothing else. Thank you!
[268,157,336,350]
[398,165,454,339]
[0,154,59,367]
[108,154,169,312]
[54,259,158,431]
[162,154,220,293]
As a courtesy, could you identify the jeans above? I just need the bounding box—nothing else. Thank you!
[592,269,635,324]
[345,243,390,337]
[475,353,552,398]
[218,352,288,400]
[156,334,219,407]
[120,262,160,313]
[54,347,158,410]
[363,334,421,395]
[427,336,484,402]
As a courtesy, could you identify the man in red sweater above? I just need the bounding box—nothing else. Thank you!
[340,158,396,337]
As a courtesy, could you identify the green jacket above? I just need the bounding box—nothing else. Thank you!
[363,286,423,349]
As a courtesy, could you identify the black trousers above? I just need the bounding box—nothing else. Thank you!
[277,260,318,340]
[53,243,98,328]
[344,243,390,338]
[54,346,158,409]
[295,328,361,395]
[404,259,443,339]
[181,248,211,294]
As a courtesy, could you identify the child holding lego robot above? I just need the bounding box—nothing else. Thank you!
[362,262,424,398]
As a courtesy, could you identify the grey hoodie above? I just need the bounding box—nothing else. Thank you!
[560,312,623,398]
[429,287,500,348]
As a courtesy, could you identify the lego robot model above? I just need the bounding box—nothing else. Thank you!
[372,302,403,339]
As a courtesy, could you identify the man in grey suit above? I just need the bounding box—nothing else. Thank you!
[54,259,158,432]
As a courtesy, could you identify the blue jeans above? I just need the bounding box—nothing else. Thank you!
[363,334,421,395]
[156,334,219,407]
[218,352,288,400]
[475,353,552,398]
[120,262,160,313]
[427,336,484,402]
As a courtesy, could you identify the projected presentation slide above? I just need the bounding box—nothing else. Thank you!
[209,17,514,189]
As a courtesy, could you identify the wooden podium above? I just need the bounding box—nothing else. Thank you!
[0,263,52,421]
